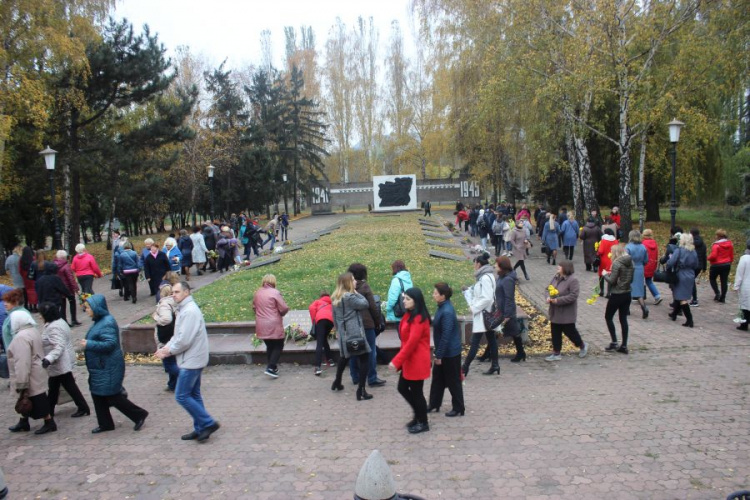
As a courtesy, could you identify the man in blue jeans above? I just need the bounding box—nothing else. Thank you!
[347,264,386,387]
[156,282,220,442]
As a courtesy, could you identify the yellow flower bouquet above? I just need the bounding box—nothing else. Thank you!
[547,285,559,298]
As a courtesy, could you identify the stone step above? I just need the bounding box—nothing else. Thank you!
[426,239,464,249]
[429,249,468,261]
[422,230,452,239]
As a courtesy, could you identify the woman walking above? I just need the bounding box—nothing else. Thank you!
[541,214,560,265]
[153,283,179,391]
[597,228,619,297]
[253,274,290,378]
[560,214,580,261]
[163,238,182,274]
[625,230,650,319]
[390,287,432,434]
[190,226,208,276]
[495,256,525,362]
[178,229,194,280]
[642,229,663,305]
[39,302,90,418]
[4,245,24,289]
[54,250,81,326]
[667,233,701,328]
[330,272,372,401]
[509,219,530,280]
[603,244,634,353]
[707,229,734,303]
[117,242,141,304]
[80,295,148,433]
[6,299,56,435]
[20,246,38,311]
[544,261,588,361]
[144,241,171,299]
[427,283,464,417]
[734,239,750,330]
[309,291,335,376]
[461,253,498,376]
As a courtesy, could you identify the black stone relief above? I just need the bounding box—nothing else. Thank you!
[377,177,413,207]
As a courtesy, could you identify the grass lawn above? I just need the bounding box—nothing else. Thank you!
[191,213,474,322]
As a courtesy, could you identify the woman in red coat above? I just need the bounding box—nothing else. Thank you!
[389,287,432,434]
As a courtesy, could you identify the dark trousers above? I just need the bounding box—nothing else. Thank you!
[350,328,378,384]
[465,330,498,369]
[514,260,529,278]
[428,354,464,412]
[78,275,94,294]
[605,293,631,346]
[314,320,334,367]
[47,371,90,417]
[398,376,428,424]
[122,273,138,301]
[92,393,148,430]
[162,355,179,390]
[219,255,232,272]
[550,323,584,353]
[59,297,78,324]
[563,245,575,260]
[264,339,284,370]
[147,278,161,297]
[335,352,368,391]
[709,264,731,301]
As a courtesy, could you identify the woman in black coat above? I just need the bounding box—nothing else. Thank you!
[143,242,171,299]
[494,256,524,362]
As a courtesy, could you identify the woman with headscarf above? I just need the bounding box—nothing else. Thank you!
[2,289,35,369]
[80,295,148,433]
[461,252,497,376]
[667,233,700,328]
[390,287,432,434]
[6,294,56,434]
[330,272,373,401]
[19,246,38,311]
[625,230,650,319]
[54,250,81,326]
[733,239,750,330]
[39,302,90,419]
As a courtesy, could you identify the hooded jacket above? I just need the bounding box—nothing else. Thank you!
[42,318,77,378]
[7,315,47,397]
[35,262,72,306]
[84,295,125,396]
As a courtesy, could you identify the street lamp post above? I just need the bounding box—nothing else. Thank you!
[667,119,684,233]
[39,146,62,250]
[207,164,215,220]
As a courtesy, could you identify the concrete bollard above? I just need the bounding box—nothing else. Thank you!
[353,450,427,500]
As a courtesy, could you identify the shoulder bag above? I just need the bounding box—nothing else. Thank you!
[392,278,407,318]
[480,275,503,332]
[342,301,367,354]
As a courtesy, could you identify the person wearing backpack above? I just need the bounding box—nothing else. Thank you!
[477,209,490,251]
[491,215,505,257]
[386,260,413,321]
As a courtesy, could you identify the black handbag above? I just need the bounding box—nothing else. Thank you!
[0,353,8,379]
[392,278,406,318]
[156,310,176,344]
[342,301,367,354]
[653,264,677,285]
[482,304,503,332]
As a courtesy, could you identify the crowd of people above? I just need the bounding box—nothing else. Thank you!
[2,202,749,440]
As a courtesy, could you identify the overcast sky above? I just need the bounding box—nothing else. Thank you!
[113,0,418,70]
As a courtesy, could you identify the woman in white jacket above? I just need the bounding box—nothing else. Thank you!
[190,226,208,277]
[734,239,750,331]
[40,302,90,418]
[461,252,498,377]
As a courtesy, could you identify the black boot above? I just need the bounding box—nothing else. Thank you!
[738,310,749,331]
[9,417,30,432]
[681,304,694,328]
[483,364,500,375]
[34,418,57,435]
[356,387,373,401]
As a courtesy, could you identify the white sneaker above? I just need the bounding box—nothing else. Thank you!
[545,353,562,362]
[579,343,588,358]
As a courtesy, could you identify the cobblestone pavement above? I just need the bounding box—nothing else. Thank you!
[2,214,749,499]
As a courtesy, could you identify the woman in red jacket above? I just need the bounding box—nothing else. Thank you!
[707,229,735,303]
[389,287,432,434]
[308,291,334,376]
[642,229,663,305]
[597,228,619,297]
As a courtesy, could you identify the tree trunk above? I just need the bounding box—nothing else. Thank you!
[645,171,661,222]
[565,128,584,221]
[63,163,71,250]
[637,129,648,232]
[574,136,598,216]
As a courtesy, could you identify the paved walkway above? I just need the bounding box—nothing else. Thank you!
[2,213,749,499]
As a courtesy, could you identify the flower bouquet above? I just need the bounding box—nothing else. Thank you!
[251,335,263,348]
[77,292,92,306]
[207,250,219,260]
[586,283,601,305]
[284,323,310,344]
[594,241,600,251]
[547,285,559,298]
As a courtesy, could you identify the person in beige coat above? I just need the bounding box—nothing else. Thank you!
[509,221,530,280]
[40,302,90,418]
[7,309,56,435]
[153,283,179,391]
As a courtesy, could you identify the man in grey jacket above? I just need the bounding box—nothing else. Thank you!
[155,282,219,442]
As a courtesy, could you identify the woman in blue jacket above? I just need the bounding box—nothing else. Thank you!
[427,282,464,417]
[541,213,560,265]
[81,295,148,434]
[560,214,580,261]
[117,242,141,304]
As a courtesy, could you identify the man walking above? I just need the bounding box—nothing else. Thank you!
[424,200,432,217]
[156,282,220,442]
